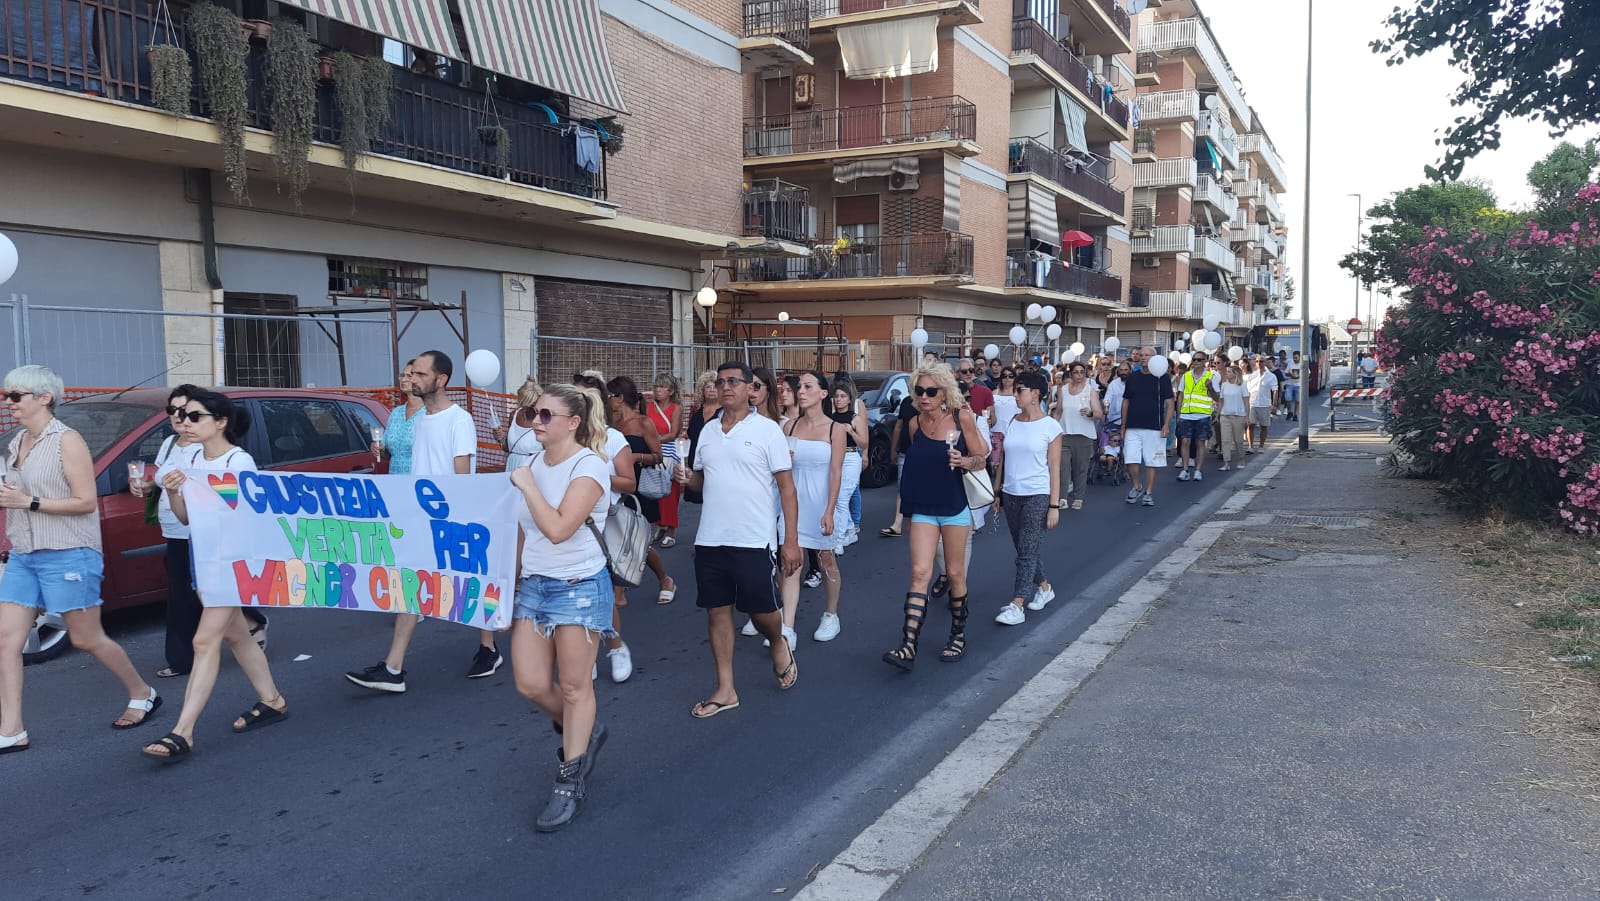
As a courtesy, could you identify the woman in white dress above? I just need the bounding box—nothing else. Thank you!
[779,373,846,643]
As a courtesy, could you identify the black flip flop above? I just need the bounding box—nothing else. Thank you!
[774,648,798,691]
[232,701,288,733]
[690,699,739,719]
[142,732,191,764]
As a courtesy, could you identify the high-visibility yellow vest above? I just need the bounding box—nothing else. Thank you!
[1179,369,1214,415]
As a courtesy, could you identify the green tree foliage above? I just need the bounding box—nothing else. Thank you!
[1338,179,1502,290]
[1373,0,1600,180]
[1528,140,1600,212]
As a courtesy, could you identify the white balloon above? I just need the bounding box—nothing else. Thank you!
[1174,339,1185,350]
[1069,342,1085,356]
[910,327,929,349]
[1060,350,1077,364]
[1025,302,1043,322]
[1046,323,1062,340]
[1103,336,1121,353]
[1190,329,1207,347]
[1227,345,1245,362]
[1203,314,1222,331]
[1361,357,1379,373]
[1041,305,1058,324]
[0,233,15,287]
[1168,350,1181,361]
[983,343,1000,361]
[464,349,501,386]
[1009,325,1028,345]
[1203,331,1223,351]
[1179,352,1193,366]
[1147,355,1170,377]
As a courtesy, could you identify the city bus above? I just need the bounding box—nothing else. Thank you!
[1246,320,1332,394]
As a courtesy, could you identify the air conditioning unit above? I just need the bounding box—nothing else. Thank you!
[1141,257,1162,268]
[888,171,920,192]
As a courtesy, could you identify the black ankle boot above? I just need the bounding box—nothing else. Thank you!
[550,721,608,781]
[535,753,586,833]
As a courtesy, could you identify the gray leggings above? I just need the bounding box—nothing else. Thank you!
[1061,434,1095,502]
[1003,492,1050,601]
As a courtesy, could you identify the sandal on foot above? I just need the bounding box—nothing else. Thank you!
[658,582,676,605]
[941,594,969,662]
[774,647,798,691]
[232,699,288,733]
[154,667,185,679]
[141,732,190,763]
[0,730,29,755]
[879,526,902,537]
[690,699,740,719]
[659,535,676,548]
[112,688,162,730]
[882,592,928,672]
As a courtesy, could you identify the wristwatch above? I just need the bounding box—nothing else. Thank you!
[29,496,40,512]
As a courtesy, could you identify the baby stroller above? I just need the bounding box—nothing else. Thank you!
[1089,424,1127,485]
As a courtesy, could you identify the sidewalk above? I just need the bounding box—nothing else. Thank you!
[883,433,1600,899]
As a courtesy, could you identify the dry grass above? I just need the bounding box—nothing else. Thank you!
[1389,504,1600,801]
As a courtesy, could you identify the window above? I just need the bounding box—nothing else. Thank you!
[257,399,359,466]
[341,401,384,441]
[225,293,302,389]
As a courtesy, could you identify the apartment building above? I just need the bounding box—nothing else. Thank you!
[725,0,1139,362]
[1113,0,1289,349]
[0,0,749,390]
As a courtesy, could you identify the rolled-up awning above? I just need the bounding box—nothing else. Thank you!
[1057,91,1088,154]
[833,156,919,183]
[459,0,628,112]
[1007,181,1060,248]
[277,0,463,60]
[838,15,939,80]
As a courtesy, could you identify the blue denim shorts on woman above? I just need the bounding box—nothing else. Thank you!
[0,547,105,615]
[514,568,616,639]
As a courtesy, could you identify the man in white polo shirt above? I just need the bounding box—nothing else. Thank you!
[678,361,802,719]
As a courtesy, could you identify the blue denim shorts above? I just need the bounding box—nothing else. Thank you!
[514,568,616,639]
[0,547,105,615]
[1176,417,1213,442]
[911,509,973,528]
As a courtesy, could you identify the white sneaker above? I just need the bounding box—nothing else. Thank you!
[762,625,798,652]
[813,612,841,642]
[741,618,758,637]
[1027,585,1055,611]
[1125,488,1141,504]
[995,603,1026,626]
[1177,468,1191,482]
[1219,463,1231,471]
[1191,470,1203,482]
[607,644,633,683]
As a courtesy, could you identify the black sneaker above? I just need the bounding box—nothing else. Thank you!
[467,646,503,679]
[345,663,406,693]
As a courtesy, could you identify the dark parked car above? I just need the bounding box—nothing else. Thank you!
[0,388,392,664]
[850,370,911,489]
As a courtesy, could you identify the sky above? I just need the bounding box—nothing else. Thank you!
[1193,0,1598,326]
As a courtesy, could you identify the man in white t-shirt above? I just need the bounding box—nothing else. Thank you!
[678,361,801,719]
[1243,356,1279,453]
[347,350,496,694]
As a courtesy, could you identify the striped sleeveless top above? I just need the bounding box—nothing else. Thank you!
[5,418,101,553]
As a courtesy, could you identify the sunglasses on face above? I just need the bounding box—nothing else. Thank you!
[713,377,747,388]
[531,407,573,425]
[957,368,973,375]
[5,390,35,403]
[175,410,217,423]
[1001,372,1015,379]
[913,385,941,397]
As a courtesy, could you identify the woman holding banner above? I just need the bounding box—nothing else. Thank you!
[508,382,615,832]
[141,391,288,762]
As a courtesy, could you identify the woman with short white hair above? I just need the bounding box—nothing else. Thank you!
[0,365,160,754]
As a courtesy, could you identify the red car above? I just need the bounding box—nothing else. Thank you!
[0,388,393,663]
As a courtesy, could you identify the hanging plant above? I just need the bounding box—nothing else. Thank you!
[361,56,392,142]
[146,0,190,116]
[266,18,316,211]
[475,80,510,176]
[595,115,624,156]
[332,50,370,179]
[187,2,250,202]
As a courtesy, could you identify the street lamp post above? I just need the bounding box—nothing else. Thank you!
[1297,0,1314,451]
[1347,192,1364,387]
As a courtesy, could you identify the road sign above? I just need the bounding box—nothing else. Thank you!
[1347,317,1364,334]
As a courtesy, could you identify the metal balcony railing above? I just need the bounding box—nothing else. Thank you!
[743,95,977,156]
[1134,127,1156,156]
[1191,233,1235,271]
[1133,225,1194,254]
[1195,111,1238,167]
[1134,157,1197,189]
[809,0,977,17]
[1137,89,1199,123]
[1237,132,1289,192]
[1128,285,1150,308]
[1256,188,1284,225]
[1006,251,1122,302]
[1137,17,1248,126]
[1254,266,1273,290]
[0,0,606,198]
[742,179,812,243]
[1094,0,1132,37]
[733,232,974,281]
[1131,203,1155,232]
[1011,18,1129,129]
[1195,173,1236,220]
[1136,51,1160,78]
[744,0,811,49]
[1009,138,1125,213]
[1235,178,1263,200]
[1145,290,1198,318]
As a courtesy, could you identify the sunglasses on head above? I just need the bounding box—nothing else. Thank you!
[4,390,34,403]
[175,410,217,423]
[913,385,941,397]
[713,377,747,388]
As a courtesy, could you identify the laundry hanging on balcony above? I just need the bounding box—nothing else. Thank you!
[274,0,463,60]
[837,15,939,79]
[1056,91,1089,154]
[458,0,628,112]
[833,157,919,184]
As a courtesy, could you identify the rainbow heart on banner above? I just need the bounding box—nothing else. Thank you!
[207,472,241,509]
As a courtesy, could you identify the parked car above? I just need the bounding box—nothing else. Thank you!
[850,370,911,489]
[0,388,392,664]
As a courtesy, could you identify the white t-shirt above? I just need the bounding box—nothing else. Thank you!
[156,443,258,539]
[1244,371,1278,408]
[990,393,1020,434]
[153,434,191,539]
[1056,383,1098,438]
[603,427,628,505]
[1103,377,1126,424]
[411,403,477,475]
[1001,415,1063,496]
[693,411,791,549]
[517,449,610,580]
[1218,381,1250,417]
[1287,359,1303,380]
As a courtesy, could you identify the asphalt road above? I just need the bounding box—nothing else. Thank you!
[8,414,1312,901]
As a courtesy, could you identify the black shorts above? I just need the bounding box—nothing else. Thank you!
[694,545,779,615]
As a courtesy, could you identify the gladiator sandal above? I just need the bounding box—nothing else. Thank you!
[941,594,969,662]
[882,592,929,672]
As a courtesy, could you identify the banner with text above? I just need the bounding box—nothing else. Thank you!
[185,471,518,630]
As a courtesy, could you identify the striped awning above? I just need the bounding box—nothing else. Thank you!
[276,0,463,60]
[1007,181,1060,248]
[458,0,629,113]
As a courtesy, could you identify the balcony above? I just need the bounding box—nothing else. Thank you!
[743,96,977,163]
[1203,297,1242,328]
[1233,258,1250,286]
[1010,18,1129,139]
[1133,224,1194,254]
[1134,157,1197,190]
[1133,127,1156,160]
[0,0,608,202]
[1111,290,1198,318]
[742,179,812,244]
[808,0,981,28]
[1008,138,1126,219]
[1006,251,1123,303]
[1190,233,1235,272]
[1256,187,1284,226]
[1238,132,1288,193]
[1134,51,1161,86]
[1256,225,1282,259]
[1253,266,1273,295]
[1131,203,1155,233]
[742,0,813,67]
[732,232,974,283]
[1234,178,1262,200]
[1194,173,1237,220]
[1195,111,1238,170]
[1138,17,1248,126]
[1137,89,1199,123]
